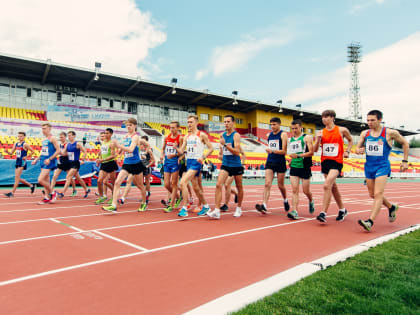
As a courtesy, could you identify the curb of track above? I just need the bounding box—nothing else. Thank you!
[183,224,420,315]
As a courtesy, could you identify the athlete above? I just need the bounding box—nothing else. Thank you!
[59,131,91,198]
[102,118,149,212]
[356,110,409,231]
[51,132,76,195]
[4,131,36,197]
[287,119,315,220]
[314,109,353,223]
[177,115,213,217]
[95,128,119,204]
[32,123,60,204]
[160,121,184,213]
[140,135,155,203]
[255,117,290,214]
[208,115,244,219]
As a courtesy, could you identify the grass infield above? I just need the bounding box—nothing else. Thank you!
[232,229,420,315]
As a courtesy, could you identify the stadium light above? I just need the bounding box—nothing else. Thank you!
[277,100,283,112]
[232,90,238,105]
[400,125,405,129]
[171,78,178,94]
[296,104,303,116]
[94,62,101,81]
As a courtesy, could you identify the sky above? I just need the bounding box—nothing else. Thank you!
[1,0,419,131]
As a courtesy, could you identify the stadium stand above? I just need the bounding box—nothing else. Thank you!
[0,106,46,121]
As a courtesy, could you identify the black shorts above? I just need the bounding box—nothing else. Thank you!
[122,162,146,175]
[100,160,119,173]
[143,166,152,176]
[321,160,343,175]
[290,167,312,179]
[179,163,187,177]
[58,162,72,171]
[15,161,27,170]
[69,160,81,170]
[221,165,244,177]
[265,161,286,174]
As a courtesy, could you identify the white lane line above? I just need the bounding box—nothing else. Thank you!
[93,230,148,251]
[0,210,378,287]
[50,218,84,232]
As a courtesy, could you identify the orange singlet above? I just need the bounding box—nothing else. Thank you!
[321,125,344,164]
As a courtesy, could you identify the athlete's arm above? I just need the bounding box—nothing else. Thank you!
[77,142,87,162]
[160,136,167,162]
[273,132,288,155]
[225,132,241,156]
[240,147,246,164]
[313,130,322,152]
[6,143,16,156]
[49,137,61,160]
[218,135,224,161]
[119,135,140,153]
[302,135,314,157]
[147,148,155,167]
[24,143,36,160]
[389,129,410,171]
[341,127,353,158]
[355,130,367,155]
[200,133,214,162]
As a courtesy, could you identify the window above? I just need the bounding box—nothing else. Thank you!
[114,100,121,109]
[200,113,209,120]
[57,91,62,102]
[212,115,220,122]
[109,100,114,108]
[235,118,243,124]
[122,101,126,110]
[97,98,102,106]
[48,90,56,102]
[128,101,137,114]
[26,88,32,98]
[0,83,9,95]
[258,122,269,129]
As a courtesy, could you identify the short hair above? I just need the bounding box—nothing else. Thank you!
[321,109,336,118]
[18,131,26,136]
[68,131,76,136]
[224,114,235,122]
[59,132,66,137]
[188,114,198,121]
[270,117,281,124]
[41,123,52,128]
[141,135,149,141]
[125,118,137,125]
[367,110,383,120]
[291,119,302,126]
[105,128,114,134]
[170,121,180,127]
[100,131,105,135]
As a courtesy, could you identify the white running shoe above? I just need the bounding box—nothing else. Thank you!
[233,207,242,218]
[207,208,220,219]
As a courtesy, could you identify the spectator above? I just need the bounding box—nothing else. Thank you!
[82,133,87,147]
[260,164,265,170]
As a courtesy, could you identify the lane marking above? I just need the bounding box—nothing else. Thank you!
[50,218,84,232]
[93,230,148,251]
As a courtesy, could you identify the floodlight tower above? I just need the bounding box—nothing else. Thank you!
[347,42,362,120]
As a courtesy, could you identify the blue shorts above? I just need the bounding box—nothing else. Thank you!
[186,159,202,177]
[364,163,391,179]
[164,163,180,173]
[41,159,57,170]
[16,160,27,170]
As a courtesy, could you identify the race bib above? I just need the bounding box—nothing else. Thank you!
[101,145,109,154]
[165,145,177,156]
[125,152,134,158]
[223,144,233,155]
[366,140,384,156]
[322,143,339,157]
[268,139,279,151]
[16,149,21,158]
[289,141,303,154]
[41,146,49,156]
[68,152,75,161]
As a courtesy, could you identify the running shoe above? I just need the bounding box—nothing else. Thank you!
[233,207,242,218]
[161,199,169,207]
[50,191,57,203]
[38,198,51,205]
[284,200,290,211]
[192,206,201,213]
[287,210,299,220]
[389,204,399,223]
[95,192,100,197]
[174,197,182,208]
[309,201,315,214]
[164,205,173,213]
[316,212,327,223]
[106,199,113,205]
[336,209,348,221]
[178,207,188,217]
[146,191,151,203]
[220,204,229,212]
[95,196,107,205]
[358,219,372,232]
[138,203,147,212]
[255,204,267,214]
[30,184,36,194]
[83,189,91,198]
[146,191,151,198]
[4,192,13,198]
[71,190,78,197]
[102,205,117,212]
[117,198,125,205]
[197,205,210,216]
[56,192,64,198]
[207,208,220,219]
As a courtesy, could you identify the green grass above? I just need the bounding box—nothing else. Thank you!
[232,229,420,315]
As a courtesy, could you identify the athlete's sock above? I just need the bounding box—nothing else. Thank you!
[368,219,374,225]
[204,204,209,208]
[263,203,267,209]
[389,204,396,211]
[284,198,288,203]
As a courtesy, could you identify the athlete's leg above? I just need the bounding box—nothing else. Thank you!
[11,167,24,193]
[74,172,88,193]
[224,176,234,205]
[302,178,313,202]
[321,170,340,213]
[263,169,274,204]
[180,170,198,208]
[215,170,229,209]
[62,168,78,195]
[276,172,287,199]
[169,171,179,207]
[367,176,391,220]
[109,169,128,207]
[233,174,244,208]
[132,173,147,203]
[366,178,392,208]
[50,168,62,192]
[290,175,300,212]
[97,170,106,197]
[122,175,133,199]
[37,169,52,196]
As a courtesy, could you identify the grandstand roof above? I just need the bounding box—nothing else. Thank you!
[0,52,417,136]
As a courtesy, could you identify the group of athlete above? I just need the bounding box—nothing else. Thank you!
[3,109,410,232]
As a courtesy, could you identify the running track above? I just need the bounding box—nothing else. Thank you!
[1,182,419,314]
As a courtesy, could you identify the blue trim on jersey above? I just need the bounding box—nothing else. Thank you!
[40,137,56,167]
[15,141,27,166]
[364,127,392,167]
[266,131,286,164]
[222,131,241,167]
[66,141,80,161]
[123,136,140,164]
